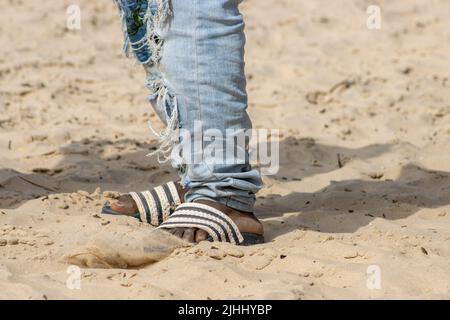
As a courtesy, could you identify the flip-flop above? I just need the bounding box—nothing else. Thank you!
[101,181,182,226]
[158,202,265,246]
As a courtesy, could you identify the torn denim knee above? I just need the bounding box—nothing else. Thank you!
[113,0,178,163]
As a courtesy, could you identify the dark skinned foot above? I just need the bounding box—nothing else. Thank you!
[110,181,187,216]
[166,200,264,243]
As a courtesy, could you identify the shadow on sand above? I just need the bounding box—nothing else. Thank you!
[1,137,449,240]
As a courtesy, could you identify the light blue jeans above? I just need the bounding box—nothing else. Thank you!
[114,0,262,212]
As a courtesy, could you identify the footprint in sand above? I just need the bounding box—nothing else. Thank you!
[61,228,189,269]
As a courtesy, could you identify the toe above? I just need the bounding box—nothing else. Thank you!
[173,228,185,239]
[182,228,196,243]
[195,229,209,243]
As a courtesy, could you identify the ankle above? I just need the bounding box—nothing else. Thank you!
[175,181,188,201]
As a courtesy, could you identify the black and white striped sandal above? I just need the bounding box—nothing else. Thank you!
[101,181,182,226]
[158,203,265,246]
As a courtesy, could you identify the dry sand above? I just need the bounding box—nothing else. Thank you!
[1,0,450,299]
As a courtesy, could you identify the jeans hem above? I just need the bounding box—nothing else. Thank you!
[188,196,255,213]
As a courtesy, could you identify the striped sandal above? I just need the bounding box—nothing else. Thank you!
[158,203,265,246]
[101,181,182,226]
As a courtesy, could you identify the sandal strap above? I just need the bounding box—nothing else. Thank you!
[158,203,244,244]
[129,181,181,226]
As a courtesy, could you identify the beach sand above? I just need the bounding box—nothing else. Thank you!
[0,0,449,299]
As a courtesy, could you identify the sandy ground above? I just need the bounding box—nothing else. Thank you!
[1,0,450,299]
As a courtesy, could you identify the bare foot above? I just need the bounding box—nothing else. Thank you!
[166,200,264,243]
[110,182,187,216]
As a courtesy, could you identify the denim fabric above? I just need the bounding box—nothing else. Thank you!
[114,0,263,212]
[115,0,160,64]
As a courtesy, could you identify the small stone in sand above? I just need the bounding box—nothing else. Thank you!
[92,187,101,197]
[103,191,121,199]
[223,246,245,258]
[77,190,90,197]
[8,238,19,245]
[344,252,359,259]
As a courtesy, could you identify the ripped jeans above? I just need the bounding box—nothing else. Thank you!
[114,0,262,212]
